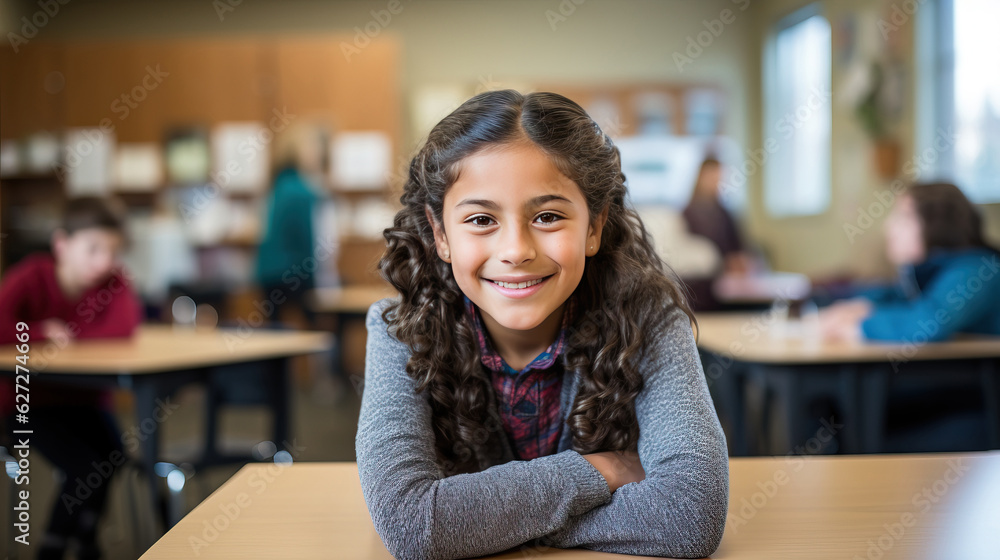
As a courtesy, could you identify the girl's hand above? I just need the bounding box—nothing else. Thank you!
[582,450,645,492]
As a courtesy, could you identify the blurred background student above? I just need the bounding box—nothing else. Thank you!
[0,196,142,560]
[815,182,1000,452]
[681,156,761,310]
[253,121,329,329]
[818,182,1000,342]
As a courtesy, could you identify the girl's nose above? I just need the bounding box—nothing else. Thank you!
[497,224,536,266]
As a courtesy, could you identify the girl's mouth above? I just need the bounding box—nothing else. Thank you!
[484,274,554,298]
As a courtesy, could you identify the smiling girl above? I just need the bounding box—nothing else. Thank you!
[356,90,728,559]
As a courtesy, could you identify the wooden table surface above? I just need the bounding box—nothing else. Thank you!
[308,285,398,314]
[0,323,333,374]
[140,452,1000,560]
[695,312,1000,364]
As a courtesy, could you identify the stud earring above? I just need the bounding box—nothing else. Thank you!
[442,249,450,259]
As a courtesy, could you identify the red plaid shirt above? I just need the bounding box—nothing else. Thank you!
[463,294,577,460]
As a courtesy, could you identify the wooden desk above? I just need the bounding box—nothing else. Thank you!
[695,313,1000,364]
[308,285,398,376]
[140,452,1000,559]
[0,324,332,539]
[308,285,398,316]
[0,324,332,374]
[694,312,1000,455]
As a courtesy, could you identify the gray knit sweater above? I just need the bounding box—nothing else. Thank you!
[356,297,729,559]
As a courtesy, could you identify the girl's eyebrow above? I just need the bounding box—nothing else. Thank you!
[456,194,573,211]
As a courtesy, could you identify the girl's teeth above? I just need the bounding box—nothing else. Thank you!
[494,277,544,289]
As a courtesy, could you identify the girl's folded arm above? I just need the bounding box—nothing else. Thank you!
[538,305,730,558]
[356,300,612,560]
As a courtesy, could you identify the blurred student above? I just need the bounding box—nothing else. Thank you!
[820,182,1000,342]
[254,121,327,328]
[0,196,142,560]
[682,157,755,276]
[681,157,757,310]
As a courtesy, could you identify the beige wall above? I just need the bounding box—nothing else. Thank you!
[2,0,754,151]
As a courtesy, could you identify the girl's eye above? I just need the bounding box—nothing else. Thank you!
[535,212,563,225]
[468,215,496,228]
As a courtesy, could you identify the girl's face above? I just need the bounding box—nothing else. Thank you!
[884,194,926,266]
[428,141,607,339]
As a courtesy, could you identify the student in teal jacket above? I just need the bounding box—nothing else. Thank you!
[254,122,325,326]
[820,182,1000,342]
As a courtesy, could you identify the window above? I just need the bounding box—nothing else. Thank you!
[918,0,1000,203]
[762,4,832,217]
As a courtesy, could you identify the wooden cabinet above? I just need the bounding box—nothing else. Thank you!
[1,36,399,146]
[0,36,400,285]
[0,42,66,138]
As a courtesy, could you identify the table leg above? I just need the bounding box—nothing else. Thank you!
[132,377,165,542]
[763,366,804,454]
[836,364,861,453]
[702,352,748,456]
[270,357,290,451]
[981,359,1000,448]
[335,313,348,379]
[858,366,889,453]
[745,365,770,455]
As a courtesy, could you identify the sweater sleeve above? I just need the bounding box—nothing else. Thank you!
[356,298,612,560]
[537,304,730,558]
[861,262,1000,342]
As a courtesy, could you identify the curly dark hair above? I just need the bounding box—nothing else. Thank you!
[377,89,695,475]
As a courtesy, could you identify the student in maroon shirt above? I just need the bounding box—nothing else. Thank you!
[0,196,141,560]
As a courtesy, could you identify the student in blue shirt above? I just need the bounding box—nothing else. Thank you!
[820,182,1000,342]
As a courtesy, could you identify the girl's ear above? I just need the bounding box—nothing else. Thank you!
[424,206,452,263]
[586,206,610,257]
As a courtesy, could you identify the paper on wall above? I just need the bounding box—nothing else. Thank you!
[331,131,391,190]
[64,128,115,196]
[211,122,270,192]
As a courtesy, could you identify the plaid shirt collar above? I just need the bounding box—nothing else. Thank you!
[463,293,577,375]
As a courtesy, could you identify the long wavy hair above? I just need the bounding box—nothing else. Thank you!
[906,182,994,253]
[378,90,694,475]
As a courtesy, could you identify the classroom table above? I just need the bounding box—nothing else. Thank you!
[308,284,398,376]
[694,312,1000,455]
[0,324,332,538]
[711,271,811,307]
[139,451,1000,559]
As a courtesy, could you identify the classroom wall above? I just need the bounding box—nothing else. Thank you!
[4,0,995,278]
[0,0,753,153]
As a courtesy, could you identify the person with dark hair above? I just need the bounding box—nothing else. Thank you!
[0,195,142,559]
[356,90,728,559]
[683,158,746,268]
[681,157,758,310]
[819,182,1000,341]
